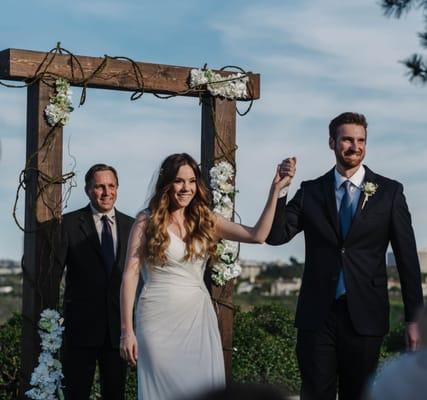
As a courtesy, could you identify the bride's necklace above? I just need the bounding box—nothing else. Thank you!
[170,216,187,240]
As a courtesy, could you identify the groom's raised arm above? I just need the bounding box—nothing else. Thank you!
[266,186,304,245]
[266,157,303,245]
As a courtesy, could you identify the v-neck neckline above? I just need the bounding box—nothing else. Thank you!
[167,226,187,243]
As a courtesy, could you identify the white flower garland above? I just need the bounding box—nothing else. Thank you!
[44,78,74,127]
[190,68,248,99]
[210,161,241,286]
[26,309,64,400]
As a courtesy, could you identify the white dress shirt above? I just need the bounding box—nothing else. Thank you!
[334,165,365,214]
[90,204,118,256]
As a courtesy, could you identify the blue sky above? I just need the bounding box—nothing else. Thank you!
[1,0,427,263]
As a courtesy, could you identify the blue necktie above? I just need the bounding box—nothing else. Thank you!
[336,180,353,298]
[101,215,115,276]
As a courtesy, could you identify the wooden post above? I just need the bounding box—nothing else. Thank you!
[201,96,236,382]
[21,81,63,397]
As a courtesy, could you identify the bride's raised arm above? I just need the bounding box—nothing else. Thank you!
[214,158,296,244]
[119,212,148,365]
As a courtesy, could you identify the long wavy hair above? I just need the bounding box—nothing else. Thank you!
[143,153,217,265]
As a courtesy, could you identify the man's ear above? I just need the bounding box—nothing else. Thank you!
[328,137,335,150]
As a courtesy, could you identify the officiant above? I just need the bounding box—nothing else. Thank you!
[58,164,134,400]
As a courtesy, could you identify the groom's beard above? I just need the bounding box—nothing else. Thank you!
[337,150,365,169]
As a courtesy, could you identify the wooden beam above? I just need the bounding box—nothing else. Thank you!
[21,81,63,397]
[201,96,236,383]
[0,48,260,100]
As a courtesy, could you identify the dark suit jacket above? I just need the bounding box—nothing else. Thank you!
[59,205,134,348]
[266,166,423,336]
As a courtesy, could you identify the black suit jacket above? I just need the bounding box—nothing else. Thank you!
[59,205,134,348]
[266,166,423,336]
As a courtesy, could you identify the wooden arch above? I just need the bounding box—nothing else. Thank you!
[0,47,260,396]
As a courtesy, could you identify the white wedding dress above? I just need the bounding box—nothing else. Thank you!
[135,228,225,400]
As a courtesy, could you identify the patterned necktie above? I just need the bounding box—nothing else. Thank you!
[336,180,354,298]
[101,215,115,276]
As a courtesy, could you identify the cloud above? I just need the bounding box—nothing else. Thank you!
[1,0,426,262]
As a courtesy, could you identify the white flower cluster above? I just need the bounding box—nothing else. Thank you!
[210,161,235,220]
[212,240,242,286]
[190,68,249,99]
[210,161,241,286]
[44,78,74,127]
[26,309,64,400]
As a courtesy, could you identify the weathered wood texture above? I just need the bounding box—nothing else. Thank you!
[201,96,236,382]
[21,81,63,397]
[0,48,260,99]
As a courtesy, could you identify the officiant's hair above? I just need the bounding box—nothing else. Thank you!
[84,163,119,188]
[329,112,368,140]
[144,153,217,265]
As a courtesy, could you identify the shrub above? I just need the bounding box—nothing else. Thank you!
[0,308,408,399]
[232,304,300,394]
[0,313,21,399]
[382,322,406,354]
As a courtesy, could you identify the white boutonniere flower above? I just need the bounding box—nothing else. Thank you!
[361,181,378,210]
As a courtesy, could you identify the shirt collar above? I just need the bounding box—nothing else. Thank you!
[334,165,365,190]
[89,203,116,223]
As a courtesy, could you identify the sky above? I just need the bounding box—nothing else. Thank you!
[1,0,427,263]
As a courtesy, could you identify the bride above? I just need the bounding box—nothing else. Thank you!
[120,153,292,400]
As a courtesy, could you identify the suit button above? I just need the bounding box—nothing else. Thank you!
[341,248,345,254]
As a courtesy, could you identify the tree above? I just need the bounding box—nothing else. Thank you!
[382,0,427,82]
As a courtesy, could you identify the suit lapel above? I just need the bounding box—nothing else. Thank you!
[79,205,103,259]
[322,169,340,239]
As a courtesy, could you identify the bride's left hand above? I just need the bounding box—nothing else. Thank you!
[120,331,138,365]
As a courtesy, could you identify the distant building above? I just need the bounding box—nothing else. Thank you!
[239,265,262,283]
[420,251,427,273]
[0,259,21,276]
[270,278,301,296]
[0,286,13,294]
[236,281,254,294]
[239,259,269,283]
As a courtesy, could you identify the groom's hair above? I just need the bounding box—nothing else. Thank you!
[85,163,119,189]
[329,112,368,140]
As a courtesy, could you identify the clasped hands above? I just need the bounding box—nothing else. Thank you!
[273,156,297,192]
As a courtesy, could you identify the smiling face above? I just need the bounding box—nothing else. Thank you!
[329,123,366,173]
[170,164,197,210]
[85,170,118,213]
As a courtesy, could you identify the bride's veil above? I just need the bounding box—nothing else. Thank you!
[138,163,161,216]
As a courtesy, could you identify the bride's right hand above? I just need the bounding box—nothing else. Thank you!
[120,331,138,366]
[273,157,296,191]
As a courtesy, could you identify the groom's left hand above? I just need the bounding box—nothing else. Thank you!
[405,322,420,351]
[274,157,297,191]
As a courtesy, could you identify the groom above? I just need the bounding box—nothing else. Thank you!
[266,112,423,400]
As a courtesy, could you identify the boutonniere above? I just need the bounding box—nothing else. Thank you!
[361,181,379,210]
